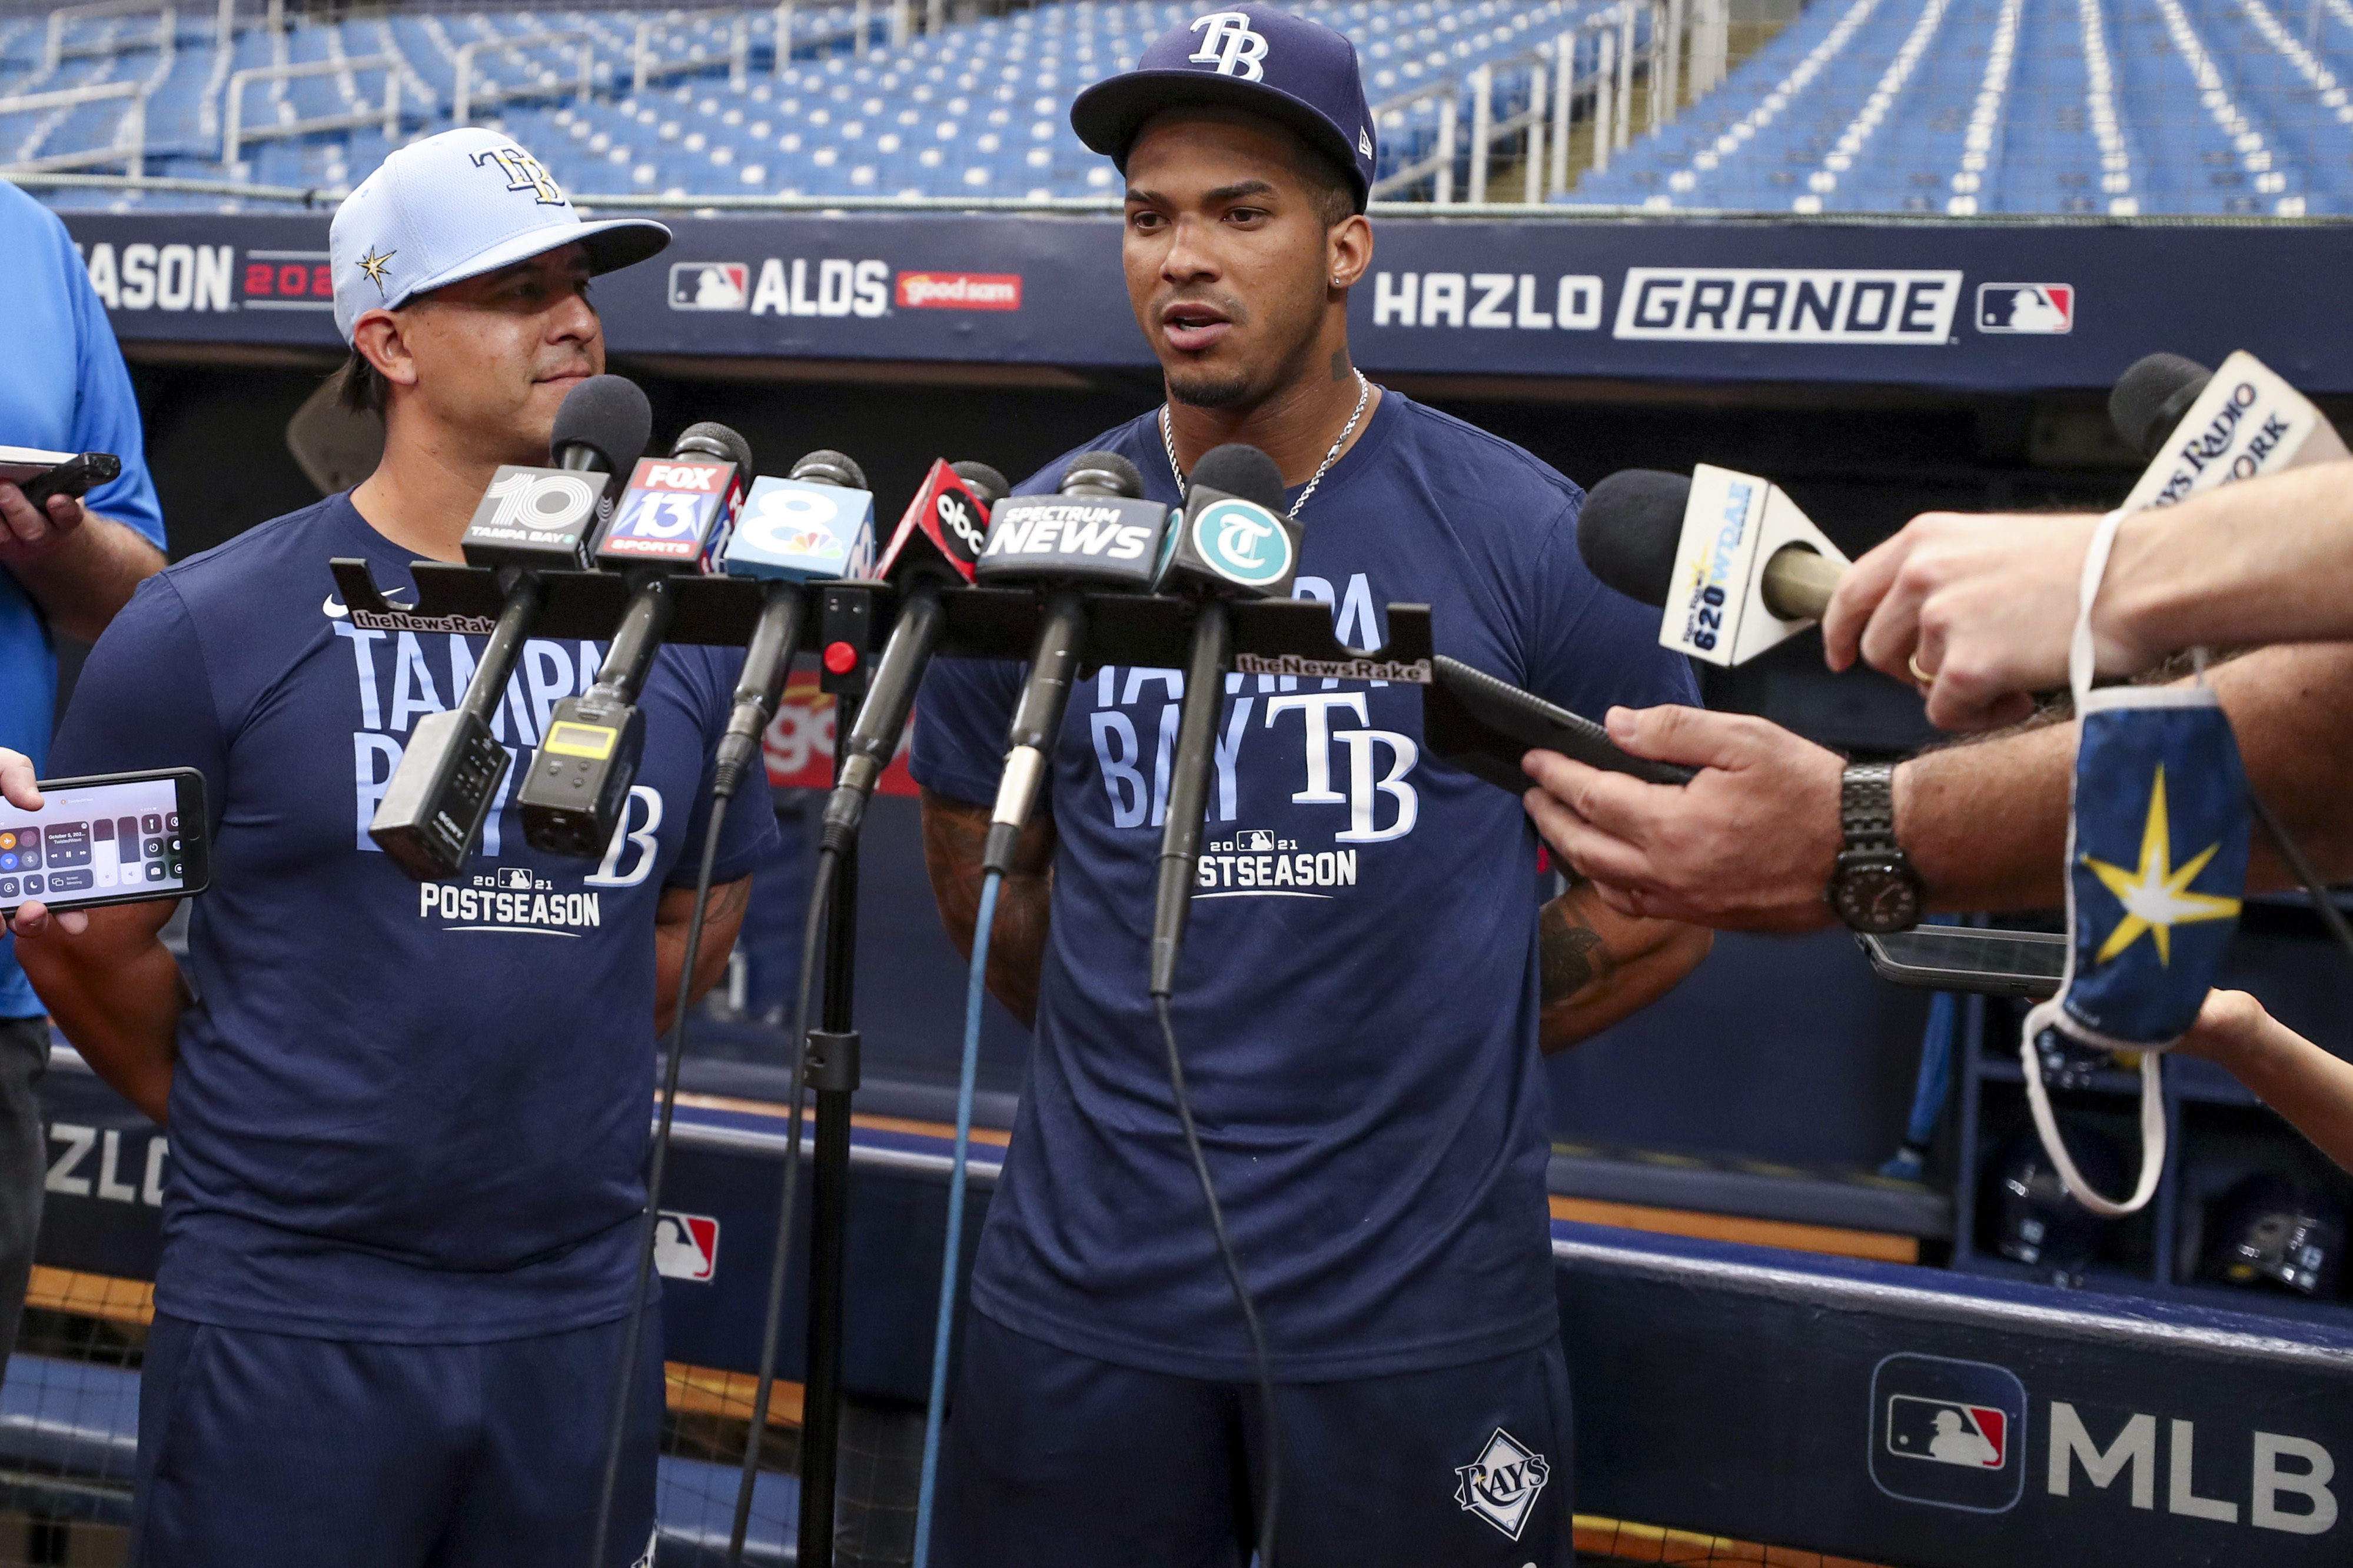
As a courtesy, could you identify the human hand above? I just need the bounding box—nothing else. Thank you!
[1822,511,2149,732]
[0,747,38,813]
[0,481,88,572]
[1520,705,1846,933]
[2171,988,2273,1071]
[0,747,88,937]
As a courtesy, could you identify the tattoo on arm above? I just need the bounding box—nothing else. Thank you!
[1539,897,1615,1006]
[919,787,1056,1028]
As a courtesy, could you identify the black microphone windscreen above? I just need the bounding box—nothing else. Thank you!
[1190,444,1285,512]
[1062,450,1144,498]
[674,420,753,475]
[790,449,867,490]
[1577,470,1692,610]
[951,461,1011,507]
[2110,353,2213,460]
[550,374,652,474]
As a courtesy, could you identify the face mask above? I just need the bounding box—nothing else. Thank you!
[2019,508,2251,1219]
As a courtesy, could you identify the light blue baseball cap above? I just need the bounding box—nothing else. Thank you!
[329,128,670,342]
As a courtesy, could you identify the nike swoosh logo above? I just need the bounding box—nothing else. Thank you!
[323,591,416,618]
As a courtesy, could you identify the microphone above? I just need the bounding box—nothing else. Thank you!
[975,451,1168,874]
[519,421,755,857]
[1576,465,1848,666]
[370,374,651,880]
[2109,351,2351,510]
[1147,444,1303,999]
[708,451,878,801]
[819,459,1009,851]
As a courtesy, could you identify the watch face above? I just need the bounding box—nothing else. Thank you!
[1837,862,1922,934]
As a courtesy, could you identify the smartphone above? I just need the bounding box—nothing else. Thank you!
[0,769,209,917]
[0,446,120,507]
[1857,925,2067,999]
[1425,654,1699,791]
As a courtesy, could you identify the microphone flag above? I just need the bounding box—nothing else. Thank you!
[2019,509,2250,1219]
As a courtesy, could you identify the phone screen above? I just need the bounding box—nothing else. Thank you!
[0,776,189,911]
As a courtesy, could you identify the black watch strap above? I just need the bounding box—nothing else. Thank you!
[1840,761,1900,855]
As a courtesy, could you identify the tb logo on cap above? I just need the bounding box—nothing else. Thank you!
[471,145,564,206]
[1189,11,1269,79]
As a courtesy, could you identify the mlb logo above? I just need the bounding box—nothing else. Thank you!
[669,263,749,311]
[1869,1353,2028,1513]
[497,867,533,890]
[1976,282,2074,334]
[1239,828,1277,852]
[654,1211,719,1281]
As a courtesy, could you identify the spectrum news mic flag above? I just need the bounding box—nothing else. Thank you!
[2019,508,2251,1219]
[973,451,1168,874]
[709,451,877,802]
[820,458,1008,851]
[518,421,754,857]
[371,373,652,881]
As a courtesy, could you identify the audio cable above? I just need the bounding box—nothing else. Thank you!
[1155,994,1281,1568]
[590,792,733,1568]
[724,843,840,1564]
[910,867,1002,1568]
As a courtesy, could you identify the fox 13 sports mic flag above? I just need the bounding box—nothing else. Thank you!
[2020,510,2251,1219]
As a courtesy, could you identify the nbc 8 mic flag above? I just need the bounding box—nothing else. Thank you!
[2056,691,2250,1047]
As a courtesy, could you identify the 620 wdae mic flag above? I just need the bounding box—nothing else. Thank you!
[2020,510,2250,1219]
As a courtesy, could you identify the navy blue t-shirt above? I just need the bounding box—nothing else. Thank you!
[48,494,775,1343]
[910,391,1699,1381]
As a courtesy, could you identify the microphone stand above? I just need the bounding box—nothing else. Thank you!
[798,686,859,1568]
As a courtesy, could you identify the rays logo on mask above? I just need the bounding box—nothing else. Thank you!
[2019,510,2251,1219]
[1188,11,1269,79]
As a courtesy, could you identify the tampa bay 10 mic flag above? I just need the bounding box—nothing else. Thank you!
[2020,508,2250,1219]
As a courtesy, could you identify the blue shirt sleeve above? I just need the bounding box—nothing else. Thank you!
[61,217,162,551]
[669,647,780,888]
[908,655,1025,808]
[1524,499,1701,719]
[48,573,225,818]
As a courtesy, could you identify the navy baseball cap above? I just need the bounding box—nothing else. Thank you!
[1071,5,1376,211]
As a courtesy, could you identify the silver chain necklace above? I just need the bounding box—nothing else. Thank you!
[1159,368,1371,515]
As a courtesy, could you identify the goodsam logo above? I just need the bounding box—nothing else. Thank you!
[1870,1354,2028,1513]
[1976,282,2075,334]
[1192,498,1291,587]
[1616,268,1962,344]
[896,271,1023,310]
[669,263,750,310]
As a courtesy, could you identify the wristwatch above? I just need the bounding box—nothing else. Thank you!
[1827,761,1923,934]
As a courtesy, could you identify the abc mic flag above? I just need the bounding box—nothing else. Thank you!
[2020,510,2251,1219]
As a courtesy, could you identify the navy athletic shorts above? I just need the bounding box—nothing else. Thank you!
[933,1311,1575,1568]
[130,1309,663,1568]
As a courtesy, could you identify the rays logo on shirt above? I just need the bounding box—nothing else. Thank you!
[338,618,669,906]
[1087,574,1420,901]
[2058,699,2249,1045]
